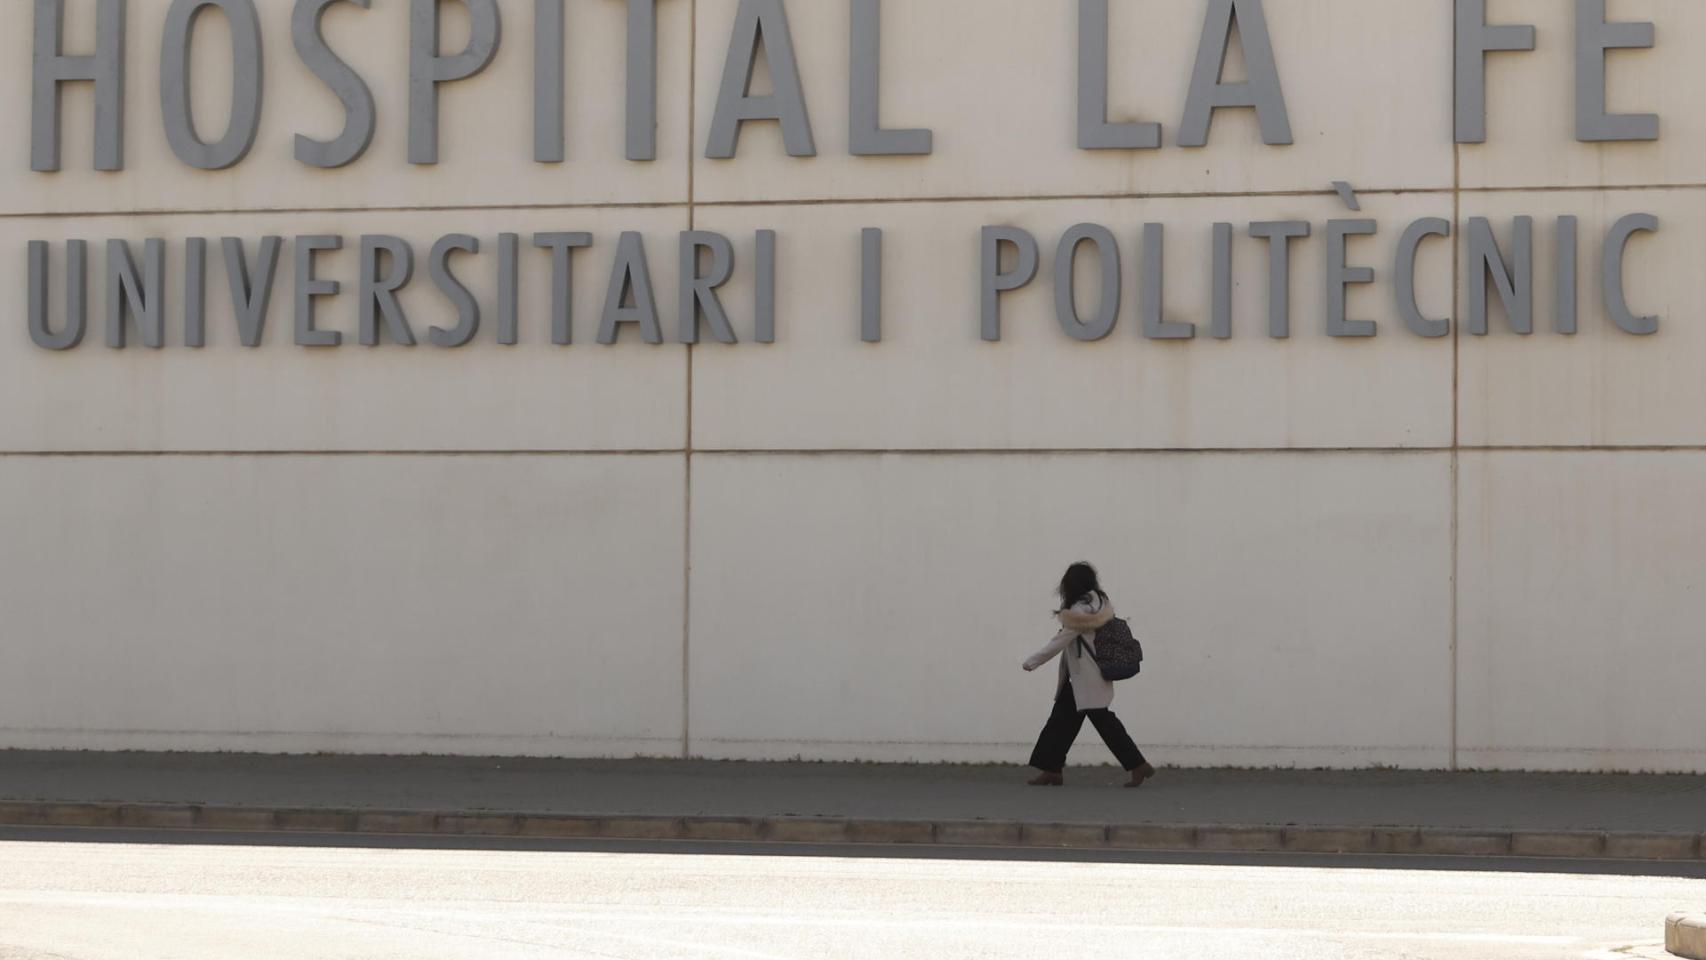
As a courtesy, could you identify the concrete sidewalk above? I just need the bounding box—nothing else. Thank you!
[2,751,1704,859]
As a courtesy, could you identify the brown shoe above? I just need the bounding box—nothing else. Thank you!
[1026,771,1064,787]
[1124,763,1157,788]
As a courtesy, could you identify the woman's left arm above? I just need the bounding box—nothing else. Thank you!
[1023,628,1077,671]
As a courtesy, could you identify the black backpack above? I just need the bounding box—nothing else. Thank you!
[1076,618,1144,681]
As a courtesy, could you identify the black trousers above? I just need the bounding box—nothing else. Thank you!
[1028,681,1147,773]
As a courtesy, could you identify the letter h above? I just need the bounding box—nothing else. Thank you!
[32,0,127,172]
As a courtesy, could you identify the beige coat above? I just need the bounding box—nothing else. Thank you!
[1022,593,1117,711]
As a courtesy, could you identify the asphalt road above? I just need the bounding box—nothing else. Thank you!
[0,832,1698,960]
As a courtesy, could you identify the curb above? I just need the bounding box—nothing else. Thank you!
[1671,913,1706,960]
[0,801,1700,861]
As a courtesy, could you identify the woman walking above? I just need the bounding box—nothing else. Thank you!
[1023,562,1156,788]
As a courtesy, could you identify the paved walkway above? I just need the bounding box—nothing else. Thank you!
[2,752,1704,857]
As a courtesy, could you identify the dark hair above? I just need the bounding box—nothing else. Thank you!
[1056,562,1104,611]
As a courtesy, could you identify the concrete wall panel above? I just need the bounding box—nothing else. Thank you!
[691,194,1455,451]
[1461,0,1705,190]
[1457,451,1706,773]
[0,207,689,452]
[0,0,692,214]
[1457,188,1696,447]
[0,453,686,756]
[687,451,1453,768]
[690,0,1453,203]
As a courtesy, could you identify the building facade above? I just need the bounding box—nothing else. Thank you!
[3,0,1702,772]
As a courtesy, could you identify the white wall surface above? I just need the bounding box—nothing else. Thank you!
[691,194,1454,451]
[0,454,686,755]
[1457,452,1706,773]
[1,0,1701,770]
[1458,189,1690,447]
[0,0,694,212]
[689,452,1453,768]
[0,208,690,452]
[1464,0,1706,189]
[689,0,1454,201]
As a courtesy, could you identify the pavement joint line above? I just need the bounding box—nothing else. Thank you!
[0,802,1701,861]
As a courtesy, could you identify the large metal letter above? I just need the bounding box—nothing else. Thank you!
[706,0,815,158]
[534,232,592,345]
[1054,224,1120,342]
[860,228,882,342]
[1247,220,1307,339]
[1466,216,1533,335]
[32,0,126,171]
[755,229,777,343]
[1603,213,1658,335]
[979,226,1038,342]
[1209,222,1233,339]
[849,0,931,156]
[223,236,281,347]
[106,239,165,349]
[1575,0,1657,142]
[536,0,660,162]
[410,0,502,165]
[1394,218,1450,339]
[1142,224,1193,339]
[624,0,659,160]
[599,232,663,343]
[1454,0,1535,143]
[428,234,481,347]
[184,237,208,347]
[28,240,89,350]
[294,234,344,346]
[293,0,376,168]
[1325,219,1377,338]
[1554,216,1579,335]
[358,235,417,345]
[679,231,738,344]
[1077,0,1159,150]
[497,232,520,344]
[1179,0,1291,147]
[534,0,565,162]
[161,0,264,170]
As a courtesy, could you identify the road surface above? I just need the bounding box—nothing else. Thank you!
[0,831,1698,960]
